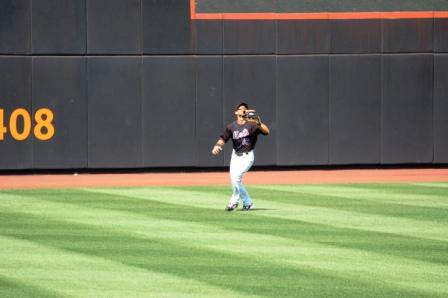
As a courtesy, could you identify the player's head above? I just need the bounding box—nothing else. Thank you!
[234,102,249,118]
[236,102,249,110]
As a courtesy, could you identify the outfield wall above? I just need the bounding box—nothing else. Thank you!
[0,0,447,170]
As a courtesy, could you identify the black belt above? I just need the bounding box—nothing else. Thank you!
[235,152,250,156]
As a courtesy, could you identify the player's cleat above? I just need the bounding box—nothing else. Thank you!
[242,203,254,211]
[225,203,238,211]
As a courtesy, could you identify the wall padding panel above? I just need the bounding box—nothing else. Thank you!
[196,57,224,167]
[277,56,329,166]
[435,19,448,53]
[382,19,433,53]
[143,57,196,167]
[434,54,448,162]
[381,54,433,164]
[330,20,381,54]
[87,0,141,54]
[0,57,32,169]
[329,55,381,164]
[142,0,195,54]
[223,56,276,166]
[88,58,142,168]
[32,0,86,54]
[223,21,276,54]
[0,0,30,54]
[32,57,87,169]
[196,20,223,55]
[277,20,330,54]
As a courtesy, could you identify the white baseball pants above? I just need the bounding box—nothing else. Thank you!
[229,150,254,206]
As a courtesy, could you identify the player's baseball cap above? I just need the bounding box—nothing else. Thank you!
[235,102,249,110]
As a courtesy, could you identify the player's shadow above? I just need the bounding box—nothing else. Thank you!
[237,208,274,212]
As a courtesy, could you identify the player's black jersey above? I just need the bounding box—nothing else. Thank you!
[220,121,267,153]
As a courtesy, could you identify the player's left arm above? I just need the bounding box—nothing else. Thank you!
[258,121,270,135]
[246,109,269,135]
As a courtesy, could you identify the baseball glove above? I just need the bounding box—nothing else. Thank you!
[244,109,261,125]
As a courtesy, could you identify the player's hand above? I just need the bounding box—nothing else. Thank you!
[247,117,261,126]
[212,145,223,155]
[244,110,261,126]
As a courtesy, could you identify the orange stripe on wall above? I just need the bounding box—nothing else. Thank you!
[435,11,448,18]
[190,1,448,20]
[192,11,446,20]
[190,0,196,19]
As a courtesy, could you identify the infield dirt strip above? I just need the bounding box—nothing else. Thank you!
[0,168,447,189]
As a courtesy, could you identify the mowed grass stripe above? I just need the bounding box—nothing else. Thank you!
[93,183,448,217]
[255,184,448,209]
[2,195,389,298]
[1,191,447,296]
[0,273,59,298]
[82,188,448,264]
[1,209,411,298]
[29,188,448,264]
[415,183,448,189]
[355,183,448,199]
[46,187,448,265]
[5,189,448,267]
[85,186,448,242]
[249,186,448,223]
[196,183,448,229]
[0,235,252,298]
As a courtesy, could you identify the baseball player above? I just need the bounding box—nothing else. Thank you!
[212,102,270,211]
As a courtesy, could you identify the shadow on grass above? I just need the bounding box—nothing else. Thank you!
[236,208,275,212]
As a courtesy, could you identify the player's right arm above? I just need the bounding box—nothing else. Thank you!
[212,138,225,155]
[212,125,232,155]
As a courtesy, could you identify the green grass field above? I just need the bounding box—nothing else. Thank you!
[1,183,448,297]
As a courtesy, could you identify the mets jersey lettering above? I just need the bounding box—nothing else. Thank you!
[220,121,267,153]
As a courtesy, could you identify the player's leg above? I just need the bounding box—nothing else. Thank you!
[238,151,254,209]
[238,183,252,206]
[226,151,241,210]
[229,151,254,209]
